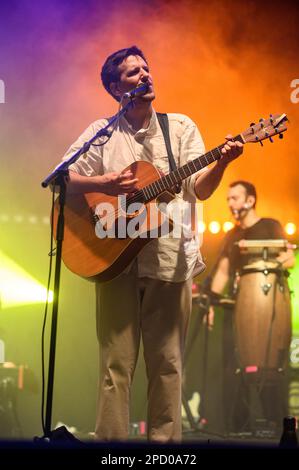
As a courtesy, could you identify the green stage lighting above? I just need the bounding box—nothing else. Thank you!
[0,251,53,309]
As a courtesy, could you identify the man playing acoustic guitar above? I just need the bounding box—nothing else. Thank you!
[62,46,243,442]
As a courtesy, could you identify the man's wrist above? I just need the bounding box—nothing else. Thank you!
[216,157,229,169]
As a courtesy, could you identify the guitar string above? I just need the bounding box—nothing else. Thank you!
[93,122,284,225]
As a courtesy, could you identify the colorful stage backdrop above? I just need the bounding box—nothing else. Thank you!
[0,0,298,437]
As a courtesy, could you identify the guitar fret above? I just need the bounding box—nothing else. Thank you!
[142,187,147,201]
[216,146,223,159]
[154,180,160,195]
[196,159,203,170]
[209,149,215,162]
[169,173,176,186]
[185,164,193,177]
[157,180,164,192]
[174,171,181,184]
[180,166,188,178]
[148,184,155,198]
[141,188,147,202]
[144,186,151,200]
[191,160,197,172]
[164,174,173,190]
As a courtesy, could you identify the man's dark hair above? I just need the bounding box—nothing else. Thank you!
[229,180,257,207]
[101,46,147,102]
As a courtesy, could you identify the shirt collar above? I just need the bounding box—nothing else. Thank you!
[120,109,159,138]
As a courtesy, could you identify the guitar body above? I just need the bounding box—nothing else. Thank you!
[53,161,174,282]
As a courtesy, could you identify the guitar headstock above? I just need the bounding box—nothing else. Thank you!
[242,114,288,144]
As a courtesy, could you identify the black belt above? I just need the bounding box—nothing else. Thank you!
[239,267,289,277]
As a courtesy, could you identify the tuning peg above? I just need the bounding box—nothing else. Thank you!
[269,114,274,124]
[259,118,265,128]
[250,122,255,134]
[269,136,274,143]
[279,133,284,139]
[259,141,264,147]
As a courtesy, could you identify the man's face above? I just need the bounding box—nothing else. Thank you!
[112,55,155,102]
[227,184,250,220]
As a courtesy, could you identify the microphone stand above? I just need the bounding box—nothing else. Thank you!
[40,100,134,439]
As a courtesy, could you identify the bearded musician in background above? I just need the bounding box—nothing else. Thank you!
[208,180,295,435]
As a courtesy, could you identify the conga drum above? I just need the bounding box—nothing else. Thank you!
[234,259,292,381]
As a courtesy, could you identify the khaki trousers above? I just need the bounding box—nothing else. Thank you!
[94,262,192,442]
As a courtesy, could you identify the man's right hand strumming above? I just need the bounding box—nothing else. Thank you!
[66,169,138,195]
[99,170,139,195]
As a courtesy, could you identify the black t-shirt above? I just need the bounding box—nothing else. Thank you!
[221,217,285,276]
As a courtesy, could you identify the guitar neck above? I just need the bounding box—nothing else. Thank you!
[140,133,244,202]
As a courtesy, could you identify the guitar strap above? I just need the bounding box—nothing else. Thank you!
[156,112,181,193]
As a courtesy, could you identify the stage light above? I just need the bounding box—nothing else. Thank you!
[0,214,9,222]
[285,223,296,236]
[223,221,234,232]
[13,215,24,223]
[0,251,53,309]
[209,221,221,234]
[0,213,51,225]
[28,215,38,224]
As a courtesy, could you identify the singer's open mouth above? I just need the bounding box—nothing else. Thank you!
[140,81,153,90]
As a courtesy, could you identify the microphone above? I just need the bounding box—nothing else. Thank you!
[122,83,149,100]
[232,203,253,218]
[232,209,240,217]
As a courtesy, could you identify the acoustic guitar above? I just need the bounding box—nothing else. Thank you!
[53,114,288,282]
